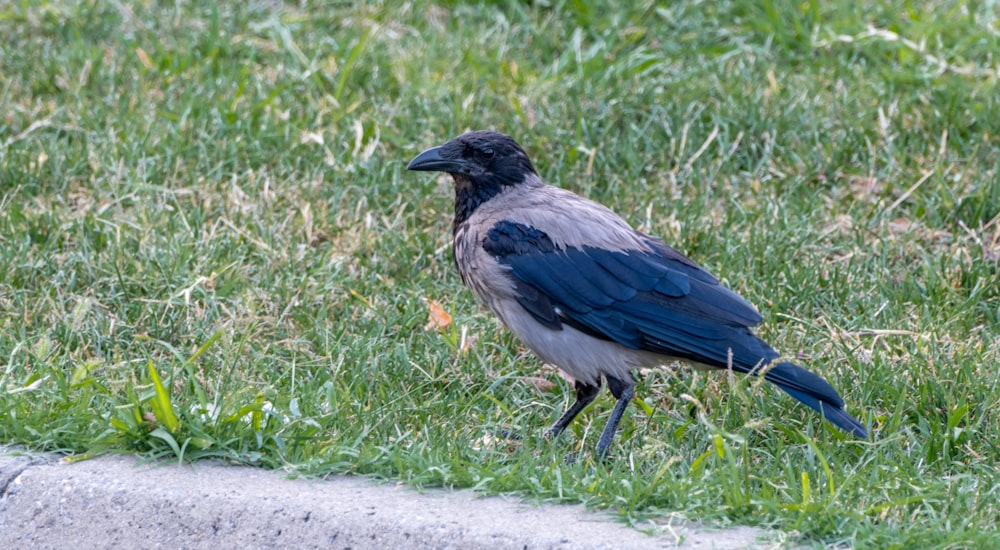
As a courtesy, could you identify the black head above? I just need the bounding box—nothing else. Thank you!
[406,131,537,188]
[407,131,539,228]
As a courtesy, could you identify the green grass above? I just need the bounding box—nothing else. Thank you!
[2,0,999,546]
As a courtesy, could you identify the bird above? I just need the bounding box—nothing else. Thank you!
[406,130,867,459]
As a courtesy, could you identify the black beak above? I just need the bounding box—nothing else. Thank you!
[406,146,467,173]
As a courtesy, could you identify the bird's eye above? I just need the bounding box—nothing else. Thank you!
[481,147,495,159]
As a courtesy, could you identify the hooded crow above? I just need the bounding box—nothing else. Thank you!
[407,130,867,459]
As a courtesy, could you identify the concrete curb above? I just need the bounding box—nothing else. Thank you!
[0,448,774,549]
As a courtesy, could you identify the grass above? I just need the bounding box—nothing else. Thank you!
[1,0,998,546]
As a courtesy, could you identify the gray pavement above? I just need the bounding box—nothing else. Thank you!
[0,447,777,549]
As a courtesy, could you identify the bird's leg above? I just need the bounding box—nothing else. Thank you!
[544,380,601,439]
[596,375,635,460]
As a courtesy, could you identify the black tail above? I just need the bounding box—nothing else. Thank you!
[759,361,868,438]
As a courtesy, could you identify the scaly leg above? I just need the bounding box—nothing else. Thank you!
[544,380,601,438]
[596,375,635,459]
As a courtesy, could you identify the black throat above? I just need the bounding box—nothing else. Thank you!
[452,174,505,233]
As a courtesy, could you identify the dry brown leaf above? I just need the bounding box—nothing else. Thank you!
[423,298,452,330]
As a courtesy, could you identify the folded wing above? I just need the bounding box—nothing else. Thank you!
[482,220,768,369]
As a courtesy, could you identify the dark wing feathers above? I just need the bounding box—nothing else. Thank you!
[560,308,643,348]
[508,251,620,311]
[485,220,557,254]
[593,246,686,294]
[641,239,719,283]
